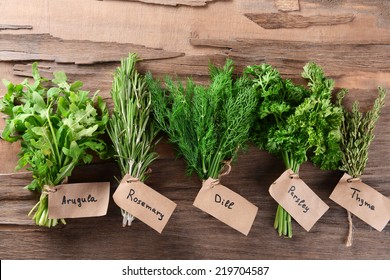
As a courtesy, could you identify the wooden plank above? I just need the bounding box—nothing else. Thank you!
[0,24,33,31]
[99,0,223,7]
[0,34,183,65]
[0,141,23,175]
[0,149,389,259]
[0,0,389,260]
[190,38,390,90]
[274,0,300,12]
[245,13,355,29]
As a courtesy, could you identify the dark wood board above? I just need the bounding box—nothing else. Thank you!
[0,0,389,260]
[0,144,389,260]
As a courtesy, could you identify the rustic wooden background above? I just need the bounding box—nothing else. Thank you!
[0,0,389,259]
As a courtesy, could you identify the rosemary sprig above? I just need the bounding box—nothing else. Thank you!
[107,53,159,226]
[146,59,257,180]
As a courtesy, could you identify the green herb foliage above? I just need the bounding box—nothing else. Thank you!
[246,62,344,237]
[0,63,108,227]
[146,59,257,180]
[107,53,159,226]
[336,87,386,178]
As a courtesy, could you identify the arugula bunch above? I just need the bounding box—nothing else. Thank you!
[336,87,386,246]
[107,53,159,226]
[146,59,257,181]
[247,62,344,237]
[0,63,108,227]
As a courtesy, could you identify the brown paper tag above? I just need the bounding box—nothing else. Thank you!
[112,174,177,234]
[193,178,258,236]
[48,182,110,219]
[330,173,390,231]
[269,169,329,231]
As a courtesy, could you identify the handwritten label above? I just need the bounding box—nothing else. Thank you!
[193,178,258,236]
[113,174,176,234]
[48,182,110,219]
[330,173,390,231]
[269,169,329,231]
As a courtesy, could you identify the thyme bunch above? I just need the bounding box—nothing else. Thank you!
[336,88,386,178]
[336,87,386,246]
[107,53,159,226]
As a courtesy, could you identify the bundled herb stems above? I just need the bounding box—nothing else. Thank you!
[108,53,159,227]
[246,62,343,237]
[0,54,387,239]
[0,63,108,227]
[335,87,386,246]
[146,60,259,234]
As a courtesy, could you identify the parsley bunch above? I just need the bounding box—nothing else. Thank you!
[247,62,343,238]
[146,59,257,180]
[336,87,386,245]
[0,63,108,227]
[108,53,159,226]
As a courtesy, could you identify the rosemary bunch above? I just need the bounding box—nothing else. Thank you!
[107,53,159,226]
[146,59,257,181]
[336,87,386,245]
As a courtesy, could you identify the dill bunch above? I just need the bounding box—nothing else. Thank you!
[146,59,257,180]
[107,53,159,226]
[335,87,386,246]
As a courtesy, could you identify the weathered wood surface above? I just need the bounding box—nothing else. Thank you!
[0,0,389,260]
[99,0,224,7]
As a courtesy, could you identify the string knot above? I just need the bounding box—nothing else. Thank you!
[347,176,361,183]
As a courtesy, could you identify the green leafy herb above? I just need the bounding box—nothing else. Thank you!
[0,63,109,227]
[107,53,159,226]
[336,86,386,246]
[146,59,257,180]
[247,62,344,238]
[336,87,386,178]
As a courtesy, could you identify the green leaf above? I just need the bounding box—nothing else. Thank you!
[31,62,41,82]
[47,87,62,99]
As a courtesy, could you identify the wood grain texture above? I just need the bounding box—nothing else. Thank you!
[0,0,389,260]
[190,38,390,90]
[245,13,355,29]
[274,0,300,12]
[0,24,33,31]
[0,34,184,65]
[99,0,223,7]
[0,147,389,259]
[0,141,24,174]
